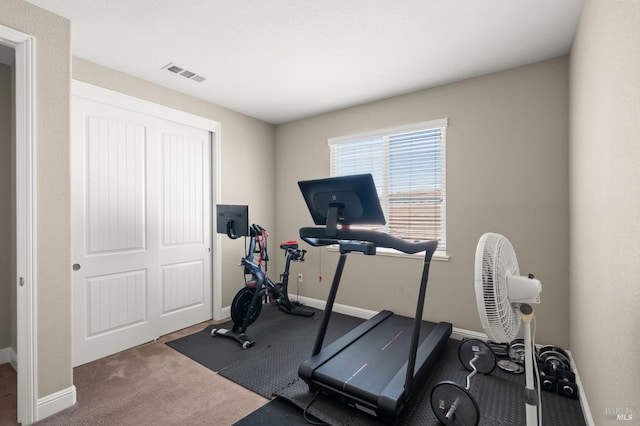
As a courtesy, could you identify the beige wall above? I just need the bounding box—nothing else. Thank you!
[2,0,72,398]
[570,1,640,424]
[275,56,570,347]
[72,58,277,306]
[0,63,10,349]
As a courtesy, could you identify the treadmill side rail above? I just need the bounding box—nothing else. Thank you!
[377,321,453,419]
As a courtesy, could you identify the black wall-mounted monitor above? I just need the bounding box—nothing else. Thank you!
[298,174,386,236]
[216,204,249,239]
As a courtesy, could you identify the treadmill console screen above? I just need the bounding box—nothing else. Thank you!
[298,174,386,235]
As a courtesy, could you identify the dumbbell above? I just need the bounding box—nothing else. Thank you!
[538,362,558,392]
[556,370,579,399]
[430,339,496,425]
[538,345,571,374]
[537,345,578,398]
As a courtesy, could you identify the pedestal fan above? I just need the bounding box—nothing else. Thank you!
[474,232,542,425]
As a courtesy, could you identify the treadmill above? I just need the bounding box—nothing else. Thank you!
[297,174,452,421]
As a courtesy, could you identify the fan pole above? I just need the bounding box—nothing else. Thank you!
[521,304,539,426]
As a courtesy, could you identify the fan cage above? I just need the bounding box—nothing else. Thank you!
[476,233,521,343]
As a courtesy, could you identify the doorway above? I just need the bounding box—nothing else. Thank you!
[0,42,16,425]
[0,25,36,425]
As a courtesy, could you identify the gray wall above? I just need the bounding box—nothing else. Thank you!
[275,56,570,347]
[0,63,10,350]
[570,1,640,423]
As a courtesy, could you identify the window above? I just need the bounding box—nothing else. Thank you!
[329,119,447,255]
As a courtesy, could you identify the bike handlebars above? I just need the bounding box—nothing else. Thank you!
[287,247,306,262]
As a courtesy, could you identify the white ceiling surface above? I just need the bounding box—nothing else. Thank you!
[24,0,583,124]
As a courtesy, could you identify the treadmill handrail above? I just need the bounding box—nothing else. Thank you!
[299,227,438,255]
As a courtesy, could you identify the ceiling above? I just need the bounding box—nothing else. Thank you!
[23,0,584,124]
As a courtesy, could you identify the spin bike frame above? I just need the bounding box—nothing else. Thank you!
[242,225,307,310]
[212,224,312,348]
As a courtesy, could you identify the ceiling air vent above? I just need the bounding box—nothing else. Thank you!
[162,62,206,83]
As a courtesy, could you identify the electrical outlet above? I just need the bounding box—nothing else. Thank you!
[297,273,303,283]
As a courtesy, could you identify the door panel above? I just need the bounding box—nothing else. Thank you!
[161,261,204,314]
[86,116,146,253]
[86,269,147,337]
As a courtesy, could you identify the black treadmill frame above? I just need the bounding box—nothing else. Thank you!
[296,174,452,420]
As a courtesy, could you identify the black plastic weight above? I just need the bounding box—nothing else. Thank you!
[431,381,480,426]
[431,339,496,425]
[458,339,496,374]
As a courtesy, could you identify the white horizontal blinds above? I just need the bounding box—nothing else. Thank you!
[329,119,447,252]
[329,137,386,233]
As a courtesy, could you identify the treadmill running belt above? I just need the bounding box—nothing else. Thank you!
[313,315,439,405]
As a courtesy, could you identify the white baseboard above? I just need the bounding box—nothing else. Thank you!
[296,295,489,341]
[220,305,230,320]
[296,295,489,343]
[295,295,377,320]
[37,385,77,422]
[220,296,380,322]
[451,327,488,341]
[2,348,79,423]
[0,346,17,370]
[0,347,10,364]
[568,350,594,426]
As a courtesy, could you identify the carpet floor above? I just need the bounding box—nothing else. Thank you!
[35,321,268,426]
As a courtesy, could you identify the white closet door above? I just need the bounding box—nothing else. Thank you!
[157,119,212,336]
[71,96,212,366]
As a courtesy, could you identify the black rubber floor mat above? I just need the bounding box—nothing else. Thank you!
[218,312,364,398]
[276,338,587,426]
[232,397,320,426]
[165,304,321,372]
[169,307,586,425]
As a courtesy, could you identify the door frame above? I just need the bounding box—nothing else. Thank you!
[0,25,37,425]
[71,79,225,322]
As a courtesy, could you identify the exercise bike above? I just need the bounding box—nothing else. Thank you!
[211,224,314,348]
